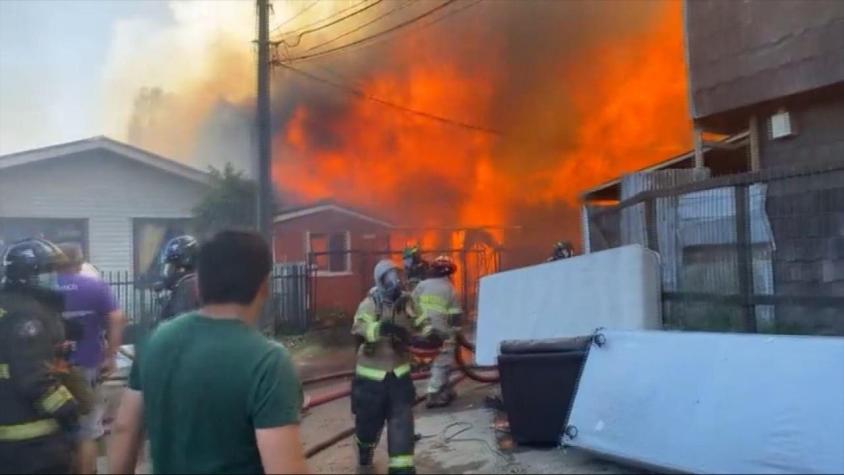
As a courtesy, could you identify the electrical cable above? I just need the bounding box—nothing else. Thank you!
[272,0,385,48]
[270,0,319,35]
[304,0,414,52]
[279,0,459,63]
[279,0,371,38]
[276,62,502,136]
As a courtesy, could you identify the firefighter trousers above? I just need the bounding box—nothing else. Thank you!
[351,372,416,472]
[0,434,72,475]
[427,314,456,395]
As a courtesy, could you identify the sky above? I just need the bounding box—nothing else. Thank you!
[0,1,173,154]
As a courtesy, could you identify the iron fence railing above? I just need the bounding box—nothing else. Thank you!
[585,160,844,336]
[102,264,311,336]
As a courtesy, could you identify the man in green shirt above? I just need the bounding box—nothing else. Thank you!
[109,230,307,474]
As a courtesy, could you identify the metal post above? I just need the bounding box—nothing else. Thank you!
[734,185,757,332]
[256,0,273,241]
[693,125,705,169]
[749,115,761,171]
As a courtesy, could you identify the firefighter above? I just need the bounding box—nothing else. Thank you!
[0,238,80,474]
[547,240,575,262]
[351,259,435,474]
[412,255,462,408]
[402,245,429,291]
[156,235,200,322]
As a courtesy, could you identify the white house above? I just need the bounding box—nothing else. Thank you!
[0,137,210,280]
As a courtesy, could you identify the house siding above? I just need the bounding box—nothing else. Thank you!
[274,208,391,318]
[0,149,207,274]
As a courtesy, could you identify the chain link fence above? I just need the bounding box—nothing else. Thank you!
[585,161,844,336]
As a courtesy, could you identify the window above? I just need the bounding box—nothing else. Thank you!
[133,218,193,283]
[0,218,88,272]
[308,231,350,274]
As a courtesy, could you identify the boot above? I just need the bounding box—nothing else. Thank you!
[426,390,452,409]
[357,442,375,468]
[388,467,416,475]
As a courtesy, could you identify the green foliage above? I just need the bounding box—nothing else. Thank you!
[192,163,258,237]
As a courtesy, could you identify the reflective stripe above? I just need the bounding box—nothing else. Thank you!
[0,419,59,441]
[355,435,377,448]
[356,312,377,323]
[393,363,411,378]
[419,295,449,314]
[356,363,412,381]
[421,324,433,337]
[0,363,8,379]
[389,455,415,468]
[40,386,73,414]
[365,321,381,343]
[0,307,6,319]
[447,306,462,315]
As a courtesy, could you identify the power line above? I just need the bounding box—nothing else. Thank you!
[272,0,385,49]
[276,62,502,136]
[279,0,371,38]
[270,1,319,35]
[279,0,469,63]
[304,0,414,52]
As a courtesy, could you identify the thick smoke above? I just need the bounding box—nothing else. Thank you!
[115,0,689,255]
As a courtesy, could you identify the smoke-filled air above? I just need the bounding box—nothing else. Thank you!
[107,0,691,249]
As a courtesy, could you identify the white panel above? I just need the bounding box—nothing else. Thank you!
[564,330,844,474]
[475,245,661,365]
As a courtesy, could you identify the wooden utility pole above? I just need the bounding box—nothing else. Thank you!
[256,0,273,241]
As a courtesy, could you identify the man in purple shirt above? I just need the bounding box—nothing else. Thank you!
[57,243,125,474]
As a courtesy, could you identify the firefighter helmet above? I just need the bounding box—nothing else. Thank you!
[1,238,68,289]
[430,255,457,277]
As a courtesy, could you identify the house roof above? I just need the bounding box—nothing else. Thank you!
[580,132,750,202]
[0,136,210,185]
[274,199,393,227]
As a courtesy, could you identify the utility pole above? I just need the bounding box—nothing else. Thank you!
[256,0,273,242]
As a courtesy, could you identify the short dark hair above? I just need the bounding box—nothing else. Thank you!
[197,230,272,305]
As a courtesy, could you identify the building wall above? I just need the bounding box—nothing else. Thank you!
[273,209,391,318]
[685,0,844,122]
[0,149,207,274]
[758,93,844,169]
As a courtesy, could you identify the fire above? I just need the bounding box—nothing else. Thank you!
[273,0,689,236]
[110,1,690,260]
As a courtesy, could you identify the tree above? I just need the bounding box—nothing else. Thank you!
[192,163,258,238]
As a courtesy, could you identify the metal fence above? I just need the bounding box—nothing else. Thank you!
[102,264,311,335]
[585,160,844,336]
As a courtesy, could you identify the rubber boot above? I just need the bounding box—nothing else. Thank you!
[426,389,452,409]
[388,466,417,475]
[356,442,375,474]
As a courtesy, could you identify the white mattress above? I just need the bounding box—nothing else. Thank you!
[564,330,844,474]
[475,244,661,365]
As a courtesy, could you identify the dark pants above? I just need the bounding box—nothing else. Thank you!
[351,373,416,469]
[0,435,72,475]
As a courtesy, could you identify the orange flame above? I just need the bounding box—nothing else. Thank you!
[272,0,689,244]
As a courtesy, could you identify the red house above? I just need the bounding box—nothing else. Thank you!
[273,200,394,321]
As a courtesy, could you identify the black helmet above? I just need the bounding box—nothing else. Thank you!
[550,241,574,261]
[160,235,198,288]
[2,238,68,289]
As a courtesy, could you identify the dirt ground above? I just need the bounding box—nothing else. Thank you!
[97,332,635,474]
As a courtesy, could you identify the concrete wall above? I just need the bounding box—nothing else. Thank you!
[0,149,207,274]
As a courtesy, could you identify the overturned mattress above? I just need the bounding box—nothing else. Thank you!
[476,244,661,365]
[563,330,844,474]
